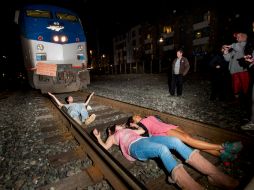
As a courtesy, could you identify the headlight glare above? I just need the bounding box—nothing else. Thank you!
[53,35,59,42]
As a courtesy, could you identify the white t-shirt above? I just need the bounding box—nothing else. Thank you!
[174,58,181,74]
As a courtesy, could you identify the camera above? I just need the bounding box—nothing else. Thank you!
[237,57,248,68]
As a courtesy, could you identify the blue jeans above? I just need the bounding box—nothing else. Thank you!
[129,136,193,173]
[65,103,88,122]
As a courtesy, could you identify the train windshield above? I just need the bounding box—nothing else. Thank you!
[56,12,78,22]
[26,9,51,18]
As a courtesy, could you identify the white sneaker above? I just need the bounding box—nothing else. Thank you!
[85,114,96,125]
[87,105,92,111]
[241,122,254,130]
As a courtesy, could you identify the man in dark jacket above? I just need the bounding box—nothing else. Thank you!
[169,49,190,96]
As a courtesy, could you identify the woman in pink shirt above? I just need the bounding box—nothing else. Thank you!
[128,115,242,162]
[93,124,238,190]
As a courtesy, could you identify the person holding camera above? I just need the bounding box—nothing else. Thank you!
[222,33,250,101]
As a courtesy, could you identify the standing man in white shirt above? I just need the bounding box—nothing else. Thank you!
[169,49,190,96]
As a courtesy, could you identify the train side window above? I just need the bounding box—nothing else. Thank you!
[26,10,52,19]
[56,12,78,22]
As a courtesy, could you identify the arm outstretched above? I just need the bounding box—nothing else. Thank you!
[85,92,95,106]
[93,128,114,150]
[48,92,64,108]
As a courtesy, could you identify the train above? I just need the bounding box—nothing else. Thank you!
[14,4,90,93]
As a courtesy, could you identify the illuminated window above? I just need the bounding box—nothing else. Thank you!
[163,26,172,33]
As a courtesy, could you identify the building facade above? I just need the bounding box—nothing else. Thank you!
[112,8,249,74]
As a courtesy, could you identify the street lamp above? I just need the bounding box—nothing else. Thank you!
[159,37,164,43]
[158,37,164,73]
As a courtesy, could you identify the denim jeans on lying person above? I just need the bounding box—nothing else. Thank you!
[64,103,89,122]
[129,136,194,173]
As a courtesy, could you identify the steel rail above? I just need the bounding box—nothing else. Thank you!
[49,97,146,190]
[49,92,254,190]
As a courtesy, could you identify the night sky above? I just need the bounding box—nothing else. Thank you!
[1,0,252,56]
[2,0,158,54]
[0,1,212,47]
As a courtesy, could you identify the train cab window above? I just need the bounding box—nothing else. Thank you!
[26,10,52,18]
[56,13,78,22]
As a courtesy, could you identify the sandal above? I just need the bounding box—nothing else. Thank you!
[222,141,243,154]
[85,114,96,125]
[219,150,238,162]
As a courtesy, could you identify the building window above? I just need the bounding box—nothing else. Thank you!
[194,14,204,23]
[203,27,210,36]
[204,11,211,22]
[132,40,136,46]
[194,11,211,23]
[139,28,142,35]
[163,26,172,33]
[165,37,173,45]
[139,38,142,44]
[193,27,210,39]
[144,43,152,51]
[132,30,136,37]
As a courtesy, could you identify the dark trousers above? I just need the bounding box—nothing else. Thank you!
[210,73,226,100]
[170,74,183,96]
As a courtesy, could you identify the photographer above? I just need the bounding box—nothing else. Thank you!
[222,33,250,100]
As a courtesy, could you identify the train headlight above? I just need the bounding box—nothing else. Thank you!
[77,45,84,51]
[53,35,59,42]
[37,44,44,51]
[52,35,68,43]
[61,36,68,43]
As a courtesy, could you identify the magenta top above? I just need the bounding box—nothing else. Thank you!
[140,116,178,136]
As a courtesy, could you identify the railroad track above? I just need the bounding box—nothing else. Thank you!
[34,91,254,190]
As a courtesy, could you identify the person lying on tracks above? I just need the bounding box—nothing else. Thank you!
[48,92,96,126]
[93,124,239,190]
[127,114,243,162]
